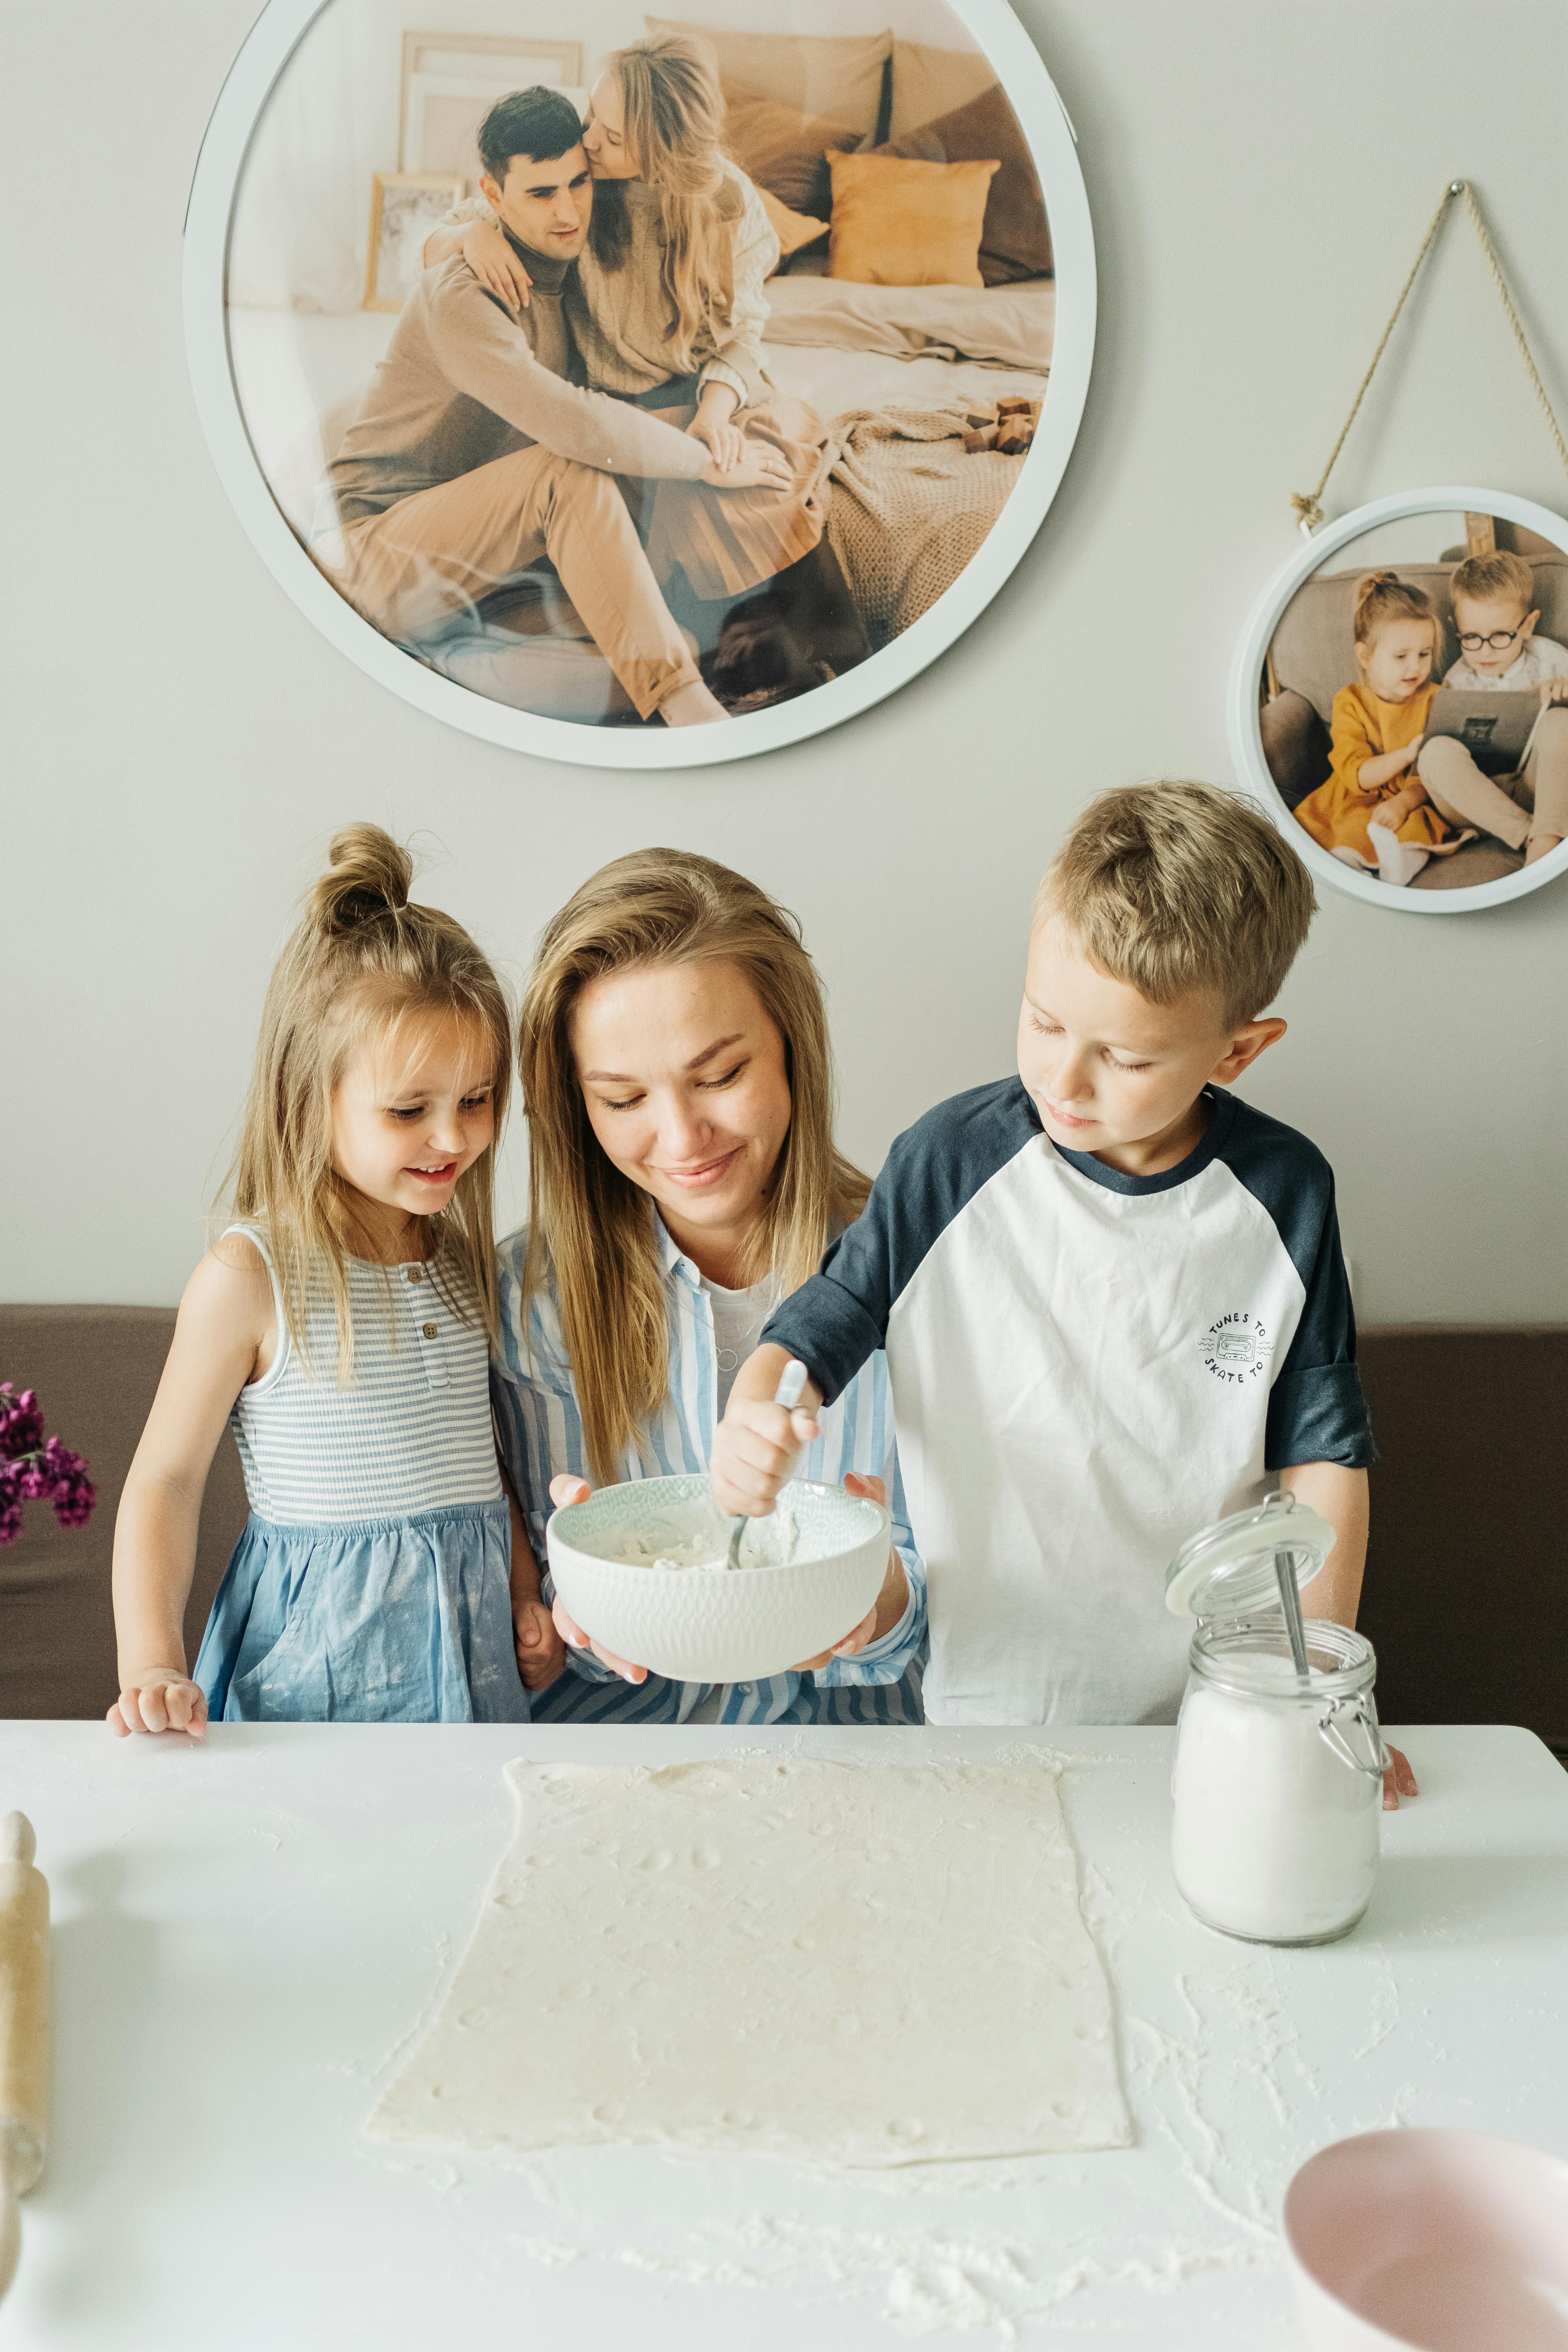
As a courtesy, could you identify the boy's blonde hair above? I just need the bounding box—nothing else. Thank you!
[1351,568,1436,651]
[1036,783,1317,1027]
[1449,549,1536,615]
[519,848,869,1483]
[227,824,511,1379]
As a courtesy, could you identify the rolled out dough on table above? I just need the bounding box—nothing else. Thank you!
[368,1756,1130,2168]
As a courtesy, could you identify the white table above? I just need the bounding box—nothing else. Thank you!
[2,1722,1564,2347]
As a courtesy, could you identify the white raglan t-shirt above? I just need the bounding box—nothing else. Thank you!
[764,1079,1373,1727]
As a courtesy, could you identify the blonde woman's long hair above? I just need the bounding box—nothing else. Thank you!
[592,34,735,372]
[227,825,512,1380]
[520,850,869,1483]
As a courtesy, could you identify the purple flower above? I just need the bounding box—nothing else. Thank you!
[0,1387,46,1462]
[0,1388,95,1544]
[0,1462,21,1548]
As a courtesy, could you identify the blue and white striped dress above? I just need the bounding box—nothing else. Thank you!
[490,1220,927,1724]
[194,1225,527,1724]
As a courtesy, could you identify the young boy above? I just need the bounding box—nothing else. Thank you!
[1420,550,1568,866]
[715,784,1396,1752]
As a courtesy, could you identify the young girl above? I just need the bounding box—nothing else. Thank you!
[108,826,545,1735]
[1294,570,1475,888]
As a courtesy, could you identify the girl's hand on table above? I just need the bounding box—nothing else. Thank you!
[791,1472,897,1670]
[459,219,531,309]
[107,1669,207,1738]
[547,1473,649,1684]
[1383,1743,1418,1810]
[512,1595,567,1691]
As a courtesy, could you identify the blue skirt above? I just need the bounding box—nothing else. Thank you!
[194,1499,529,1724]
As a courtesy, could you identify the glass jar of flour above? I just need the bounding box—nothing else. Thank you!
[1165,1492,1388,1946]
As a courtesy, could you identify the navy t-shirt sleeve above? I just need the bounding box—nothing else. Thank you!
[1264,1188,1375,1469]
[763,1150,907,1407]
[764,1078,1036,1408]
[1221,1104,1375,1470]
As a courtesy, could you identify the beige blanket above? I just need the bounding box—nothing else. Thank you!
[826,404,1029,648]
[764,274,1055,374]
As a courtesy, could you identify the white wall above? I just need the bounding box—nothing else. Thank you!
[6,0,1567,1324]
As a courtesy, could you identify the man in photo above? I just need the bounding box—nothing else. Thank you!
[323,87,793,728]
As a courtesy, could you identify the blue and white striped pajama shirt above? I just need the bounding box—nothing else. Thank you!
[490,1220,927,1724]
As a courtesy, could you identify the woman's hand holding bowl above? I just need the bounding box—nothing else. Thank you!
[789,1472,907,1669]
[549,1473,650,1683]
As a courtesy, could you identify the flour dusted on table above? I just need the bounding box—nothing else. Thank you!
[367,1756,1130,2168]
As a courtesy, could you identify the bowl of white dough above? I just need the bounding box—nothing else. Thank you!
[545,1473,891,1683]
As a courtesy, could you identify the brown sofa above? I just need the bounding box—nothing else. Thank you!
[1261,539,1568,893]
[2,1306,1563,1757]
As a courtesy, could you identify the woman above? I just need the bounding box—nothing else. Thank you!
[495,850,925,1724]
[424,38,869,698]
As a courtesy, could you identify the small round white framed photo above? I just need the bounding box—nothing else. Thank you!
[184,0,1095,770]
[1230,488,1568,912]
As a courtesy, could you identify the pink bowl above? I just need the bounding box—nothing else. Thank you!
[1284,2128,1568,2350]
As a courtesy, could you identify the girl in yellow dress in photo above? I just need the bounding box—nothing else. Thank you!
[1294,570,1475,888]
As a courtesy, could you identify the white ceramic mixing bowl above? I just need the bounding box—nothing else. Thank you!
[1284,2127,1568,2350]
[545,1473,891,1683]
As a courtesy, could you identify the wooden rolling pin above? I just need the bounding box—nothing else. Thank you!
[0,1811,48,2305]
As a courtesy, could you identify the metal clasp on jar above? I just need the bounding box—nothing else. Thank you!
[1316,1694,1389,1779]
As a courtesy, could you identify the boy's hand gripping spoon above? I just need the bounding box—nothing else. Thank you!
[0,1811,48,2305]
[724,1358,810,1570]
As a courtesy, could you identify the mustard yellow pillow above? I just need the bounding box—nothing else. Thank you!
[825,150,1000,289]
[755,184,829,272]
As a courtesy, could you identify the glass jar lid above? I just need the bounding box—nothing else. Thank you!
[1164,1489,1336,1621]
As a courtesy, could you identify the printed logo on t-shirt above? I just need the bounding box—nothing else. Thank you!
[1197,1311,1276,1385]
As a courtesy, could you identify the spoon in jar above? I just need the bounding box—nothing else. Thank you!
[725,1358,810,1570]
[1275,1544,1313,1684]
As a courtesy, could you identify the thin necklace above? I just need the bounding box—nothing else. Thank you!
[709,1272,784,1374]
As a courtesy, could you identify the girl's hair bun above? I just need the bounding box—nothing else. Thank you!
[1351,567,1435,647]
[308,824,415,936]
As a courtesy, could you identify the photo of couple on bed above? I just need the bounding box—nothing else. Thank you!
[1259,515,1568,893]
[225,5,1055,730]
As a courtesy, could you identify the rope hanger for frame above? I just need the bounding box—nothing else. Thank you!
[1290,179,1568,536]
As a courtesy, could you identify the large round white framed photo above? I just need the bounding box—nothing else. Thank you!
[185,0,1095,770]
[1230,488,1568,912]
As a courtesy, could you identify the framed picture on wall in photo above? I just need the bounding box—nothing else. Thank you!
[185,0,1095,770]
[398,32,586,178]
[364,172,468,311]
[1230,487,1568,914]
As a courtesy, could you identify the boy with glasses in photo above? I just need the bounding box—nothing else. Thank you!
[1421,549,1568,866]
